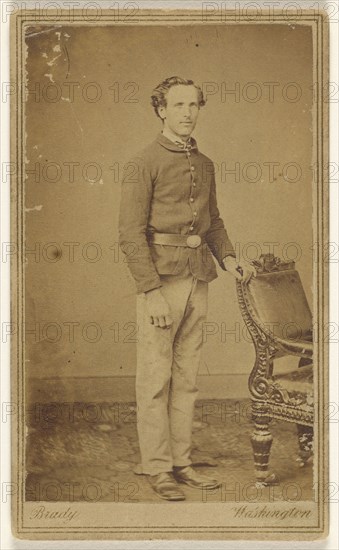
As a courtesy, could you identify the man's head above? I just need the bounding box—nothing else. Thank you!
[151,76,206,139]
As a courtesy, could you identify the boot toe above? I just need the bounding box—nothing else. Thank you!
[173,466,221,489]
[148,472,186,501]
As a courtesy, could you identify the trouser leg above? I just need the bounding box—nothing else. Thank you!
[169,278,208,467]
[136,293,173,475]
[136,273,208,475]
[135,275,188,475]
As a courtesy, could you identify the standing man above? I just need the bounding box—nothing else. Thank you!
[119,76,255,501]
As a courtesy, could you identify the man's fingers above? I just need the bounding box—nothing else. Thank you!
[243,268,252,283]
[165,315,173,328]
[149,314,173,328]
[248,264,258,279]
[233,269,243,280]
[236,263,257,283]
[245,266,257,283]
[158,316,166,328]
[250,265,257,277]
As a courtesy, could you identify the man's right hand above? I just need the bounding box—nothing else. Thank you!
[144,288,173,329]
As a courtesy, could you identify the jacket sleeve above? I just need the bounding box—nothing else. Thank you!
[205,167,236,270]
[118,155,162,294]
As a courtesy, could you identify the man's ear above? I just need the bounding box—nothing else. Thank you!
[158,106,166,120]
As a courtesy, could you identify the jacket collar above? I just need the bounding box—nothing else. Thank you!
[156,132,198,153]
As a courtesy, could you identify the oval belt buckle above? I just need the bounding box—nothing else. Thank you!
[186,235,202,248]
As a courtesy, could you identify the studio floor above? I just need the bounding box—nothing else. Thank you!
[25,399,313,503]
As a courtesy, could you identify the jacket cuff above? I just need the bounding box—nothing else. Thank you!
[136,279,163,295]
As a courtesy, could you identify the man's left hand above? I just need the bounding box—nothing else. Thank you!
[223,256,257,284]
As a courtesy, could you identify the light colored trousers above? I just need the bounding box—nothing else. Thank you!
[136,266,208,475]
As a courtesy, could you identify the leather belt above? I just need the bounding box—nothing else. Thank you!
[148,232,205,249]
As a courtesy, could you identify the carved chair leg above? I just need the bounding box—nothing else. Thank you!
[296,424,313,466]
[251,401,277,485]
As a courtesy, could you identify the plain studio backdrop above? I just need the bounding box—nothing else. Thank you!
[24,23,314,401]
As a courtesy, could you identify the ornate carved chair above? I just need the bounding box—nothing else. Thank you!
[236,253,313,485]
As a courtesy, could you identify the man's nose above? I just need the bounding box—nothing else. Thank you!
[183,105,191,117]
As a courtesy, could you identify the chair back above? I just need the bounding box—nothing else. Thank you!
[246,254,312,341]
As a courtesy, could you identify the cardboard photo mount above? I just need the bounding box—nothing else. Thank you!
[10,7,329,541]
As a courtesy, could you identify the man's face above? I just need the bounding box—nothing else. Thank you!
[158,85,200,138]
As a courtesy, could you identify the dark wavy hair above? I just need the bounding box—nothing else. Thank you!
[151,76,206,119]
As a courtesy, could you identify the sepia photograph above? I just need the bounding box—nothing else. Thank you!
[8,3,331,541]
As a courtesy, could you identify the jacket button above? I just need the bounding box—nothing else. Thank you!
[190,197,194,202]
